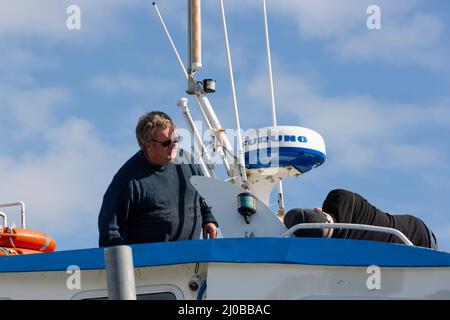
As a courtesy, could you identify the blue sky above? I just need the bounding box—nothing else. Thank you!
[1,0,449,251]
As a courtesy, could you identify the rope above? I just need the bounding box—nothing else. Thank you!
[197,281,207,300]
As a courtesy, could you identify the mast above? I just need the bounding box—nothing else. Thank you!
[219,0,248,185]
[153,1,244,185]
[262,0,285,217]
[188,0,202,73]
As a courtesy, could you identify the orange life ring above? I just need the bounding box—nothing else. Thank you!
[0,227,56,253]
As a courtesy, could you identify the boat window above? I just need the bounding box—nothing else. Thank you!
[72,284,184,300]
[85,292,176,300]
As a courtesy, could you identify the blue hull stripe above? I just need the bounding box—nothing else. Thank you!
[1,238,450,273]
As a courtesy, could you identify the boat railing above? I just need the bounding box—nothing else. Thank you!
[0,202,26,229]
[282,223,414,246]
[0,212,7,228]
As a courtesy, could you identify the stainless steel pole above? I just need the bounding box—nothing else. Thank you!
[104,245,137,300]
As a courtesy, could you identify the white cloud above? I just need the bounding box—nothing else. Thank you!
[0,117,134,250]
[3,0,444,70]
[1,46,42,68]
[270,0,448,69]
[335,13,448,68]
[0,80,134,250]
[90,74,173,95]
[91,74,149,93]
[275,0,367,38]
[0,42,62,89]
[0,0,140,41]
[270,0,420,38]
[0,84,70,143]
[245,68,449,171]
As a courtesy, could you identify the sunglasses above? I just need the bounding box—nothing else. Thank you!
[151,134,182,147]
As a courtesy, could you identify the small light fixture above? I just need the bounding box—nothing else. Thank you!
[203,79,216,93]
[237,192,257,224]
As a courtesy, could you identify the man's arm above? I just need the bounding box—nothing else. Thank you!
[200,197,218,239]
[98,181,133,247]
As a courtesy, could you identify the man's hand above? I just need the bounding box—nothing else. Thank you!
[314,207,334,238]
[203,222,218,239]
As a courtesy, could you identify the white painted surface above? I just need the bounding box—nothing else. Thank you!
[206,263,450,300]
[0,263,200,300]
[2,260,450,300]
[190,176,287,238]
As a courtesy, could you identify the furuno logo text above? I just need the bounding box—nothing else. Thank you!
[244,135,308,146]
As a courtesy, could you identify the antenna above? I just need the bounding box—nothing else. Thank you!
[262,0,285,217]
[152,2,188,80]
[188,0,202,73]
[219,0,248,185]
[152,1,238,180]
[263,0,277,127]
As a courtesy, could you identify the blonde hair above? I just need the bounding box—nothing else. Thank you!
[135,111,173,149]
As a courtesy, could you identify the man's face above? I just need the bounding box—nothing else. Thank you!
[146,126,178,165]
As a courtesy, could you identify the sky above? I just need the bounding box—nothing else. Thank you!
[0,0,449,251]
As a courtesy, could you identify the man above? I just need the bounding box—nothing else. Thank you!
[98,111,218,247]
[283,189,438,249]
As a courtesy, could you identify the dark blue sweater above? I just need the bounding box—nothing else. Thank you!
[98,150,217,247]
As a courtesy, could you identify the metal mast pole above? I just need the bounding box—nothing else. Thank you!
[262,0,285,216]
[219,0,248,185]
